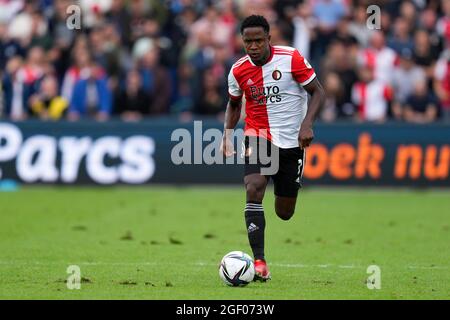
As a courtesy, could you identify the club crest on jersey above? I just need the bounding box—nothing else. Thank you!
[272,69,282,80]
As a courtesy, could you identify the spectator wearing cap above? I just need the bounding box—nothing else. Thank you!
[392,48,426,119]
[404,79,440,123]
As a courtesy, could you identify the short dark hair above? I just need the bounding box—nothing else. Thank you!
[240,15,270,35]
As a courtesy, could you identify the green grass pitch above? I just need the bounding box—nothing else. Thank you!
[0,186,449,299]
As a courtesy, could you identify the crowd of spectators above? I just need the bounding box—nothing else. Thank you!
[0,0,449,123]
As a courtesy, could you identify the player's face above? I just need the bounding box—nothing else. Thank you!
[242,27,271,65]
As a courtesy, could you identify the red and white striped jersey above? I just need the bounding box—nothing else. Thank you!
[228,45,316,149]
[352,80,392,121]
[358,47,398,84]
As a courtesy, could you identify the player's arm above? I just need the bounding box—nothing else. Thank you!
[221,98,242,157]
[299,78,325,149]
[221,67,243,157]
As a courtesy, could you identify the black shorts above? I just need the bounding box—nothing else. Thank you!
[243,136,306,198]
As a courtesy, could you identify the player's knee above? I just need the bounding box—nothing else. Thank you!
[276,209,294,221]
[245,182,265,202]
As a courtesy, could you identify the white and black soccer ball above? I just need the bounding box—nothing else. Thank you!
[219,251,255,286]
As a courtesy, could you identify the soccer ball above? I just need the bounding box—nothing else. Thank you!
[219,251,255,286]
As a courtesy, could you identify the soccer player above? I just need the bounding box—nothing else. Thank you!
[220,15,325,281]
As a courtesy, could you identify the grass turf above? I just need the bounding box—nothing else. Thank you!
[0,186,449,299]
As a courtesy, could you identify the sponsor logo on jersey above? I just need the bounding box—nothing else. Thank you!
[250,85,282,104]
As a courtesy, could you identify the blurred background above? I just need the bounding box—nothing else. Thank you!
[0,0,449,124]
[0,0,448,188]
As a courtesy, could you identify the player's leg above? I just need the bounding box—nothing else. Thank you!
[244,173,268,261]
[243,135,271,280]
[273,147,306,221]
[275,196,297,220]
[244,172,271,281]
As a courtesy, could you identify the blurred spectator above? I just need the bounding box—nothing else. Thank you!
[348,5,373,48]
[392,48,426,118]
[270,22,289,46]
[292,2,316,60]
[310,0,347,66]
[437,0,450,48]
[49,0,76,50]
[79,0,112,29]
[404,79,439,123]
[189,5,234,50]
[128,0,156,44]
[413,29,440,79]
[419,7,442,52]
[196,67,226,118]
[321,72,344,122]
[0,0,448,123]
[320,40,358,117]
[2,56,24,120]
[114,69,149,121]
[399,0,418,30]
[352,66,393,123]
[2,46,47,120]
[171,62,194,116]
[133,38,171,115]
[358,31,398,85]
[0,0,24,24]
[61,41,94,103]
[92,23,127,88]
[387,17,414,54]
[312,0,347,30]
[434,49,450,119]
[29,75,68,120]
[335,16,358,48]
[68,65,112,122]
[107,0,132,48]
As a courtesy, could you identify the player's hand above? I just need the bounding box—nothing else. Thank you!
[299,123,314,149]
[220,136,236,157]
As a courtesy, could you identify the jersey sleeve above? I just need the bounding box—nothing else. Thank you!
[292,49,316,86]
[227,68,243,101]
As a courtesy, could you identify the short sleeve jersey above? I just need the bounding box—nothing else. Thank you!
[228,45,316,148]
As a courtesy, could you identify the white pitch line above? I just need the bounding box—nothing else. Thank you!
[407,266,450,270]
[0,261,448,270]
